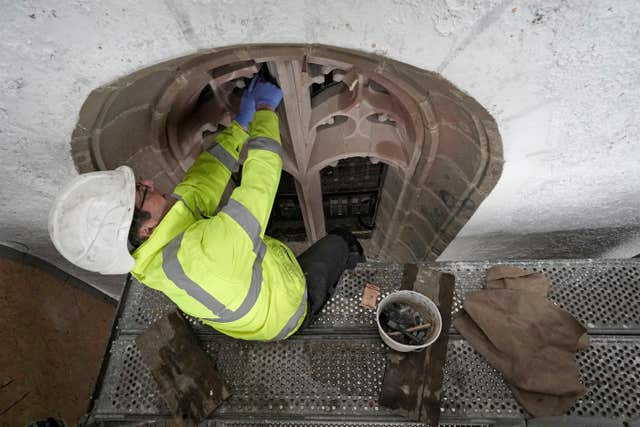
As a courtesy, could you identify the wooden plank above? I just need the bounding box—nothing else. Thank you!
[379,264,455,425]
[135,310,230,424]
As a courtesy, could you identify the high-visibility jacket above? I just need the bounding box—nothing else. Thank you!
[131,111,307,341]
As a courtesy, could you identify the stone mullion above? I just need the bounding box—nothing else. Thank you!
[271,59,326,242]
[294,172,326,242]
[270,60,311,173]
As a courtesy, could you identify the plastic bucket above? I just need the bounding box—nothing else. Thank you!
[376,290,442,352]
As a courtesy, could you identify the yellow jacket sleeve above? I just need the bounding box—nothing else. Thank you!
[228,110,282,234]
[173,121,248,217]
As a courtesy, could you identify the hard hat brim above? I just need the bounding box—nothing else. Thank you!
[49,166,137,274]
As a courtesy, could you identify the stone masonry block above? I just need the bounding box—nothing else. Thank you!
[383,60,461,103]
[475,156,504,196]
[124,146,168,184]
[430,238,448,256]
[411,137,437,186]
[309,45,382,74]
[74,86,116,138]
[481,119,504,160]
[70,137,98,174]
[399,224,430,260]
[429,94,478,142]
[375,200,394,232]
[388,240,417,264]
[149,109,170,150]
[424,157,473,212]
[148,172,176,195]
[455,188,486,224]
[418,101,439,131]
[436,125,483,182]
[406,211,436,243]
[366,237,381,258]
[101,70,175,126]
[417,189,451,233]
[382,165,405,195]
[246,45,307,63]
[163,148,182,176]
[438,218,466,244]
[97,106,152,170]
[425,250,440,261]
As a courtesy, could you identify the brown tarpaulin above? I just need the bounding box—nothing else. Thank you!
[453,266,590,416]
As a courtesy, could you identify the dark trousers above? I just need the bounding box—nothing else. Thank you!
[297,233,365,328]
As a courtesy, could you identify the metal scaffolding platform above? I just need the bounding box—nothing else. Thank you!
[86,260,640,426]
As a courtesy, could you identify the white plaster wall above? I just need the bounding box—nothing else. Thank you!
[1,0,639,297]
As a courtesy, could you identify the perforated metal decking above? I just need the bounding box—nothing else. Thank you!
[86,261,640,426]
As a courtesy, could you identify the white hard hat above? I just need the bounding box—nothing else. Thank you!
[49,166,137,274]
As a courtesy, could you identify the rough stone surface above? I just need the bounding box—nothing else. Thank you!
[1,1,639,297]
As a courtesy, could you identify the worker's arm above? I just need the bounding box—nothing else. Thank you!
[173,121,248,218]
[225,108,282,235]
[173,76,260,218]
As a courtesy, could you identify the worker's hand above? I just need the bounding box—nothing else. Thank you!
[252,77,283,110]
[235,75,258,129]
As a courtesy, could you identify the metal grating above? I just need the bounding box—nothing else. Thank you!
[445,337,640,420]
[94,335,390,417]
[310,265,404,330]
[92,333,639,421]
[118,261,640,334]
[208,337,388,416]
[443,339,522,418]
[117,264,406,333]
[438,261,640,332]
[91,260,640,425]
[572,336,640,419]
[118,278,205,333]
[96,338,161,414]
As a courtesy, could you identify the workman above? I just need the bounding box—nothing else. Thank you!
[49,73,364,341]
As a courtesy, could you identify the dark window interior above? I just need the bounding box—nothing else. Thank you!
[266,171,307,241]
[266,157,386,241]
[321,157,386,238]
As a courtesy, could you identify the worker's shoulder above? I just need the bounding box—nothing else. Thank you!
[183,213,246,249]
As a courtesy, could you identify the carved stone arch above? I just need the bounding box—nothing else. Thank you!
[71,44,503,261]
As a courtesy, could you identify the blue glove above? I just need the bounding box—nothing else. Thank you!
[235,75,258,128]
[253,77,283,110]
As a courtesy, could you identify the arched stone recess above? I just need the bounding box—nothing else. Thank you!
[71,44,503,262]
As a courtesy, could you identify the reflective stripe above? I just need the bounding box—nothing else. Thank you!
[212,178,237,216]
[272,288,308,341]
[172,193,211,219]
[171,193,198,218]
[207,143,239,173]
[204,198,265,323]
[246,136,282,158]
[162,195,302,333]
[225,231,266,324]
[162,234,228,320]
[160,199,264,323]
[222,199,262,247]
